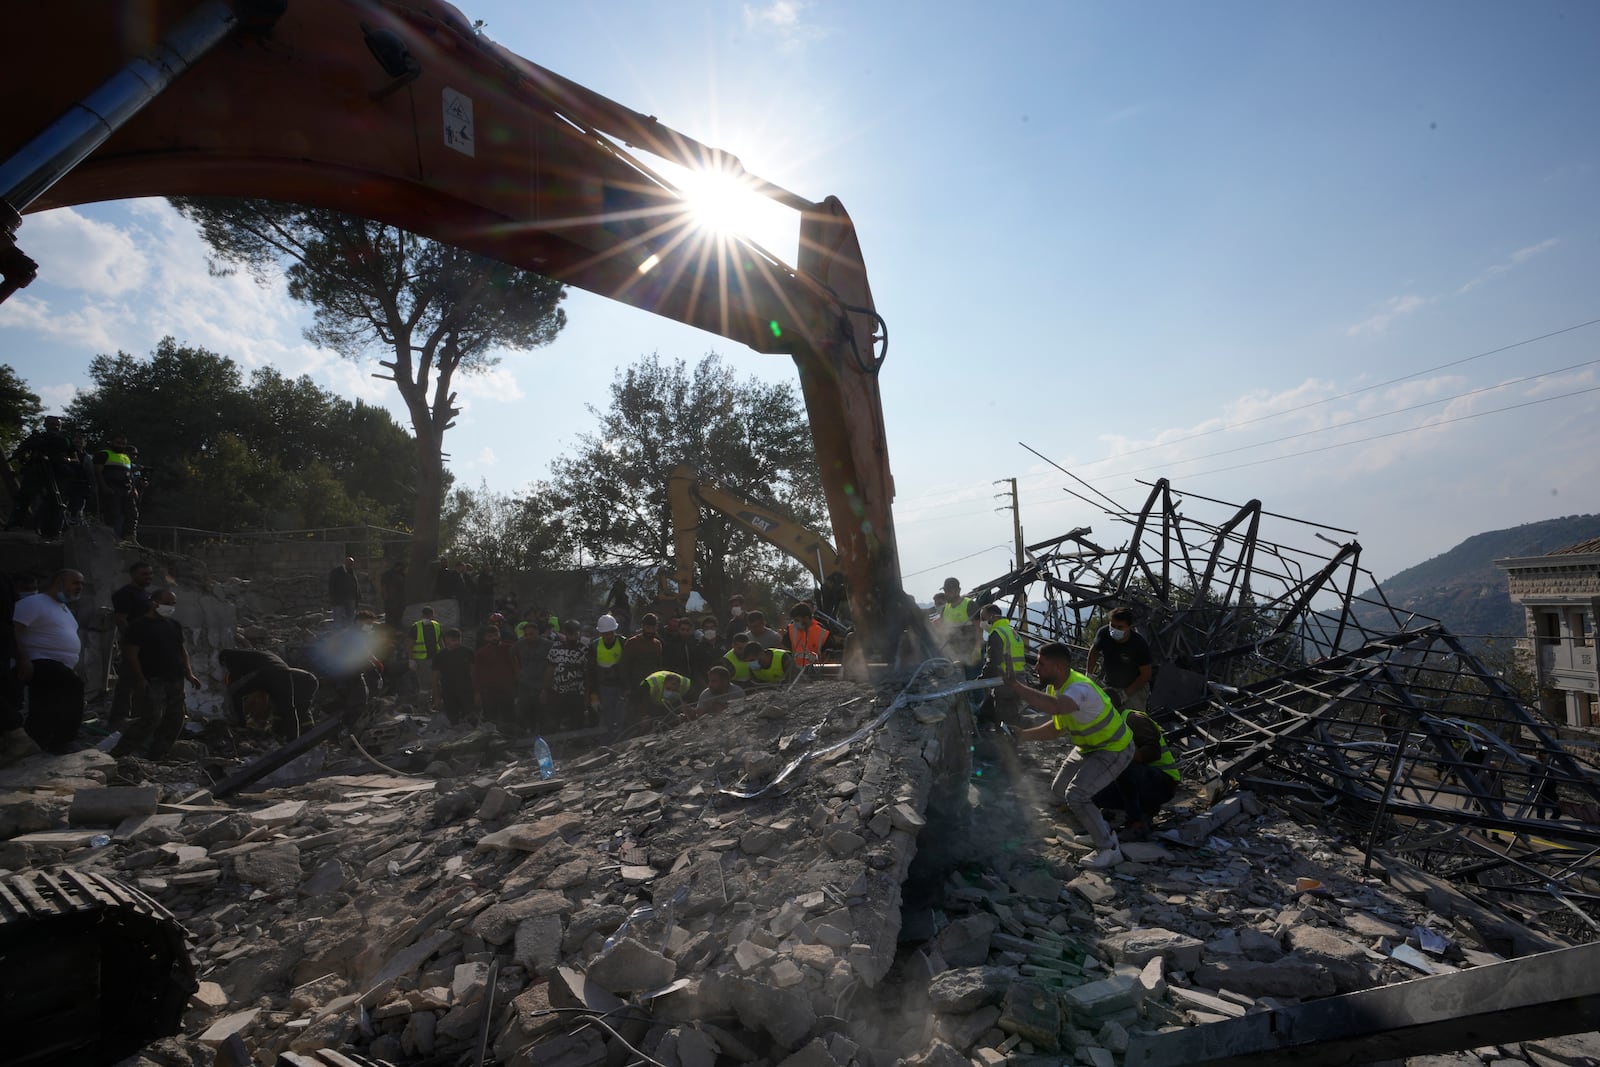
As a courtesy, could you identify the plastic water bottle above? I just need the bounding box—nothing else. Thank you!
[534,736,554,780]
[89,834,111,848]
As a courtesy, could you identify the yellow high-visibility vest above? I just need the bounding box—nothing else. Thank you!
[1047,670,1131,754]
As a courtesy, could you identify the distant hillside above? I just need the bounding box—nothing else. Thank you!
[1356,513,1600,645]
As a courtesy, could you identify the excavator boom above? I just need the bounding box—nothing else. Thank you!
[0,0,917,652]
[668,464,841,601]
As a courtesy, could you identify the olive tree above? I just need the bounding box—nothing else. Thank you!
[171,198,566,598]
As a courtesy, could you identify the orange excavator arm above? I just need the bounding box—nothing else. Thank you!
[668,463,841,601]
[0,0,923,656]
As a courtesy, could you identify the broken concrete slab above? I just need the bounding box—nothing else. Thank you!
[928,968,1018,1014]
[232,840,301,889]
[586,938,676,994]
[1099,927,1204,972]
[68,786,160,825]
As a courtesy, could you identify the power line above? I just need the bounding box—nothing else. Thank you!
[1097,382,1600,485]
[902,543,1011,581]
[1095,356,1600,480]
[1072,314,1600,469]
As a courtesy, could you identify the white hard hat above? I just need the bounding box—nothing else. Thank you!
[596,614,619,633]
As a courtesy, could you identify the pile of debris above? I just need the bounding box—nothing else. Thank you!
[3,669,1599,1067]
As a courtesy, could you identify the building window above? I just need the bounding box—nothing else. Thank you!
[1537,611,1562,646]
[1578,611,1593,649]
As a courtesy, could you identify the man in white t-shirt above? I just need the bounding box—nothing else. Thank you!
[12,569,86,752]
[1006,640,1134,870]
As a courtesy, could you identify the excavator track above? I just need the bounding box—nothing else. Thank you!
[0,867,196,1066]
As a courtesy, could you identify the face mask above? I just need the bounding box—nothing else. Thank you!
[56,591,79,605]
[1110,627,1129,642]
[730,607,743,617]
[156,603,177,618]
[982,621,994,636]
[663,690,682,708]
[703,629,717,640]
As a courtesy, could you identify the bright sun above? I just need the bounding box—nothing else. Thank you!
[663,160,798,263]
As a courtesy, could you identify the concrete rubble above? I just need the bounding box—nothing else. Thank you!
[2,671,1599,1067]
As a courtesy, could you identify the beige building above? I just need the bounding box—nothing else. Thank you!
[1497,536,1600,726]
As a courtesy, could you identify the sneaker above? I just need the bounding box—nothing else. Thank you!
[1081,845,1124,869]
[1080,832,1123,869]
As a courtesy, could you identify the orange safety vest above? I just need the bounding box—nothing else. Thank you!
[786,619,829,666]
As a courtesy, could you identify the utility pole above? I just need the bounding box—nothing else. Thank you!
[994,477,1028,640]
[993,477,1024,569]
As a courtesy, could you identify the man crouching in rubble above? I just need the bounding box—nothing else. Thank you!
[219,647,318,741]
[1004,641,1132,870]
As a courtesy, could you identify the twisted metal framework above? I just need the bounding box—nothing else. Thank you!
[968,475,1600,931]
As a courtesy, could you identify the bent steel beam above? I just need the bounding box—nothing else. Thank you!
[1126,942,1600,1067]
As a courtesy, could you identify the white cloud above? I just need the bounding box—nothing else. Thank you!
[477,447,498,467]
[455,365,526,403]
[36,382,77,413]
[744,0,804,29]
[742,0,830,47]
[20,208,149,296]
[1347,294,1427,336]
[1458,237,1560,294]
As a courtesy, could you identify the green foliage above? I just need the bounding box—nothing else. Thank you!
[549,351,824,609]
[169,197,567,592]
[64,337,415,530]
[0,364,44,457]
[441,479,570,576]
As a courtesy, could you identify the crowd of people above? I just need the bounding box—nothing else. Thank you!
[1,538,1181,874]
[5,416,144,542]
[385,570,844,742]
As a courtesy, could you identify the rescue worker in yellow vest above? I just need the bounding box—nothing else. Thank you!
[410,606,442,704]
[748,645,795,685]
[939,577,983,676]
[1092,710,1180,841]
[639,670,692,723]
[94,433,139,542]
[1007,640,1133,869]
[977,603,1026,727]
[589,614,627,735]
[723,634,755,683]
[783,602,830,669]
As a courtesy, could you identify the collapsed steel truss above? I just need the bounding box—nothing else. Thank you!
[969,476,1600,932]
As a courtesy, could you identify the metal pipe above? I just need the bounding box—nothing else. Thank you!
[1362,719,1410,876]
[0,0,243,214]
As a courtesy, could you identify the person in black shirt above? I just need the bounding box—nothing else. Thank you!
[380,560,407,625]
[1085,607,1154,711]
[219,647,319,741]
[660,616,697,682]
[107,560,156,728]
[7,416,73,537]
[306,610,383,727]
[432,627,476,725]
[64,434,97,527]
[328,557,360,625]
[113,588,200,759]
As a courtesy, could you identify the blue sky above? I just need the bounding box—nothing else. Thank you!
[3,0,1597,595]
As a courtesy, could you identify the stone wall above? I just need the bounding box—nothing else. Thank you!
[190,542,354,618]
